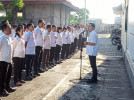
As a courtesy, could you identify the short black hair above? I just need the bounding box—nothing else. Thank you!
[63,27,67,30]
[67,26,70,29]
[27,23,33,28]
[1,20,9,25]
[57,27,62,33]
[1,23,10,32]
[16,25,23,37]
[52,25,56,28]
[89,23,95,28]
[38,19,44,24]
[13,24,18,29]
[46,25,51,29]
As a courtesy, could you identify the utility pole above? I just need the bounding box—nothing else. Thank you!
[85,0,86,26]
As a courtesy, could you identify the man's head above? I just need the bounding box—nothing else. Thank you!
[38,19,44,28]
[63,27,67,32]
[12,24,18,31]
[27,23,34,32]
[88,23,95,32]
[52,25,56,32]
[46,25,51,32]
[1,23,11,35]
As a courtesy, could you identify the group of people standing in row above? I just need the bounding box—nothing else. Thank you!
[0,19,87,97]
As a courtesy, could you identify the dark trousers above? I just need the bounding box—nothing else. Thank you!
[55,45,61,61]
[13,57,24,83]
[34,46,43,74]
[25,55,35,77]
[89,56,97,80]
[0,61,12,92]
[74,38,77,51]
[66,44,71,58]
[70,42,74,54]
[43,49,50,67]
[49,47,56,63]
[61,44,66,59]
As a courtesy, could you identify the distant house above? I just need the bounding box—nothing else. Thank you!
[0,0,79,26]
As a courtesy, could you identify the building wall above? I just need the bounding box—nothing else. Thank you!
[23,4,70,26]
[122,0,134,90]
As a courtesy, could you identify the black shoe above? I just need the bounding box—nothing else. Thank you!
[0,89,9,97]
[25,76,32,81]
[19,80,26,84]
[6,88,16,93]
[35,73,40,76]
[39,69,44,73]
[87,79,98,84]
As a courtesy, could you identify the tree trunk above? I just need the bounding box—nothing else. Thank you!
[12,8,18,24]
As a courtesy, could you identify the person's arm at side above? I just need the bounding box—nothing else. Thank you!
[24,33,28,48]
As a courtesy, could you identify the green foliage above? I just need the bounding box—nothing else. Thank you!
[0,0,24,24]
[0,2,4,10]
[70,8,89,25]
[17,16,24,24]
[12,0,24,10]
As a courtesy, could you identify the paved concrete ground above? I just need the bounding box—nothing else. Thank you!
[1,34,134,100]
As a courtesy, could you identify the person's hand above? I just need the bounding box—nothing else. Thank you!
[84,42,88,45]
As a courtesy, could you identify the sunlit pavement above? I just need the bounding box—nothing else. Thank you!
[1,34,134,100]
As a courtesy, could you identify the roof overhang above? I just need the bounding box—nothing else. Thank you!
[113,4,122,15]
[0,0,79,11]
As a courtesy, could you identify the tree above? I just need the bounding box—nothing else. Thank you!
[0,2,4,10]
[11,0,24,24]
[70,8,89,25]
[0,0,24,24]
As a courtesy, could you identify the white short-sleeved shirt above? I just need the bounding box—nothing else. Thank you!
[86,30,98,56]
[69,32,74,43]
[73,29,77,38]
[50,31,56,47]
[0,33,12,63]
[33,26,43,47]
[24,30,35,55]
[0,30,3,36]
[43,30,51,49]
[61,32,67,44]
[55,32,62,46]
[9,29,16,39]
[66,30,71,44]
[13,36,25,58]
[77,29,81,39]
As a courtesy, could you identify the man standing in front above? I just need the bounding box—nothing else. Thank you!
[33,19,44,76]
[84,23,98,83]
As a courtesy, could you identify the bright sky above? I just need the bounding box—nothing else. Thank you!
[70,0,123,24]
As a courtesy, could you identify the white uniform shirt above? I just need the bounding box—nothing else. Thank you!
[33,26,43,47]
[0,30,3,36]
[55,32,62,46]
[9,29,16,39]
[69,31,74,43]
[77,29,81,39]
[50,31,56,47]
[0,33,12,63]
[61,32,67,44]
[43,30,51,49]
[73,29,77,38]
[86,30,98,56]
[13,36,25,58]
[66,30,71,44]
[24,30,35,55]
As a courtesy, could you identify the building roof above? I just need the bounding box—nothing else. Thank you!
[0,0,79,11]
[113,4,122,15]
